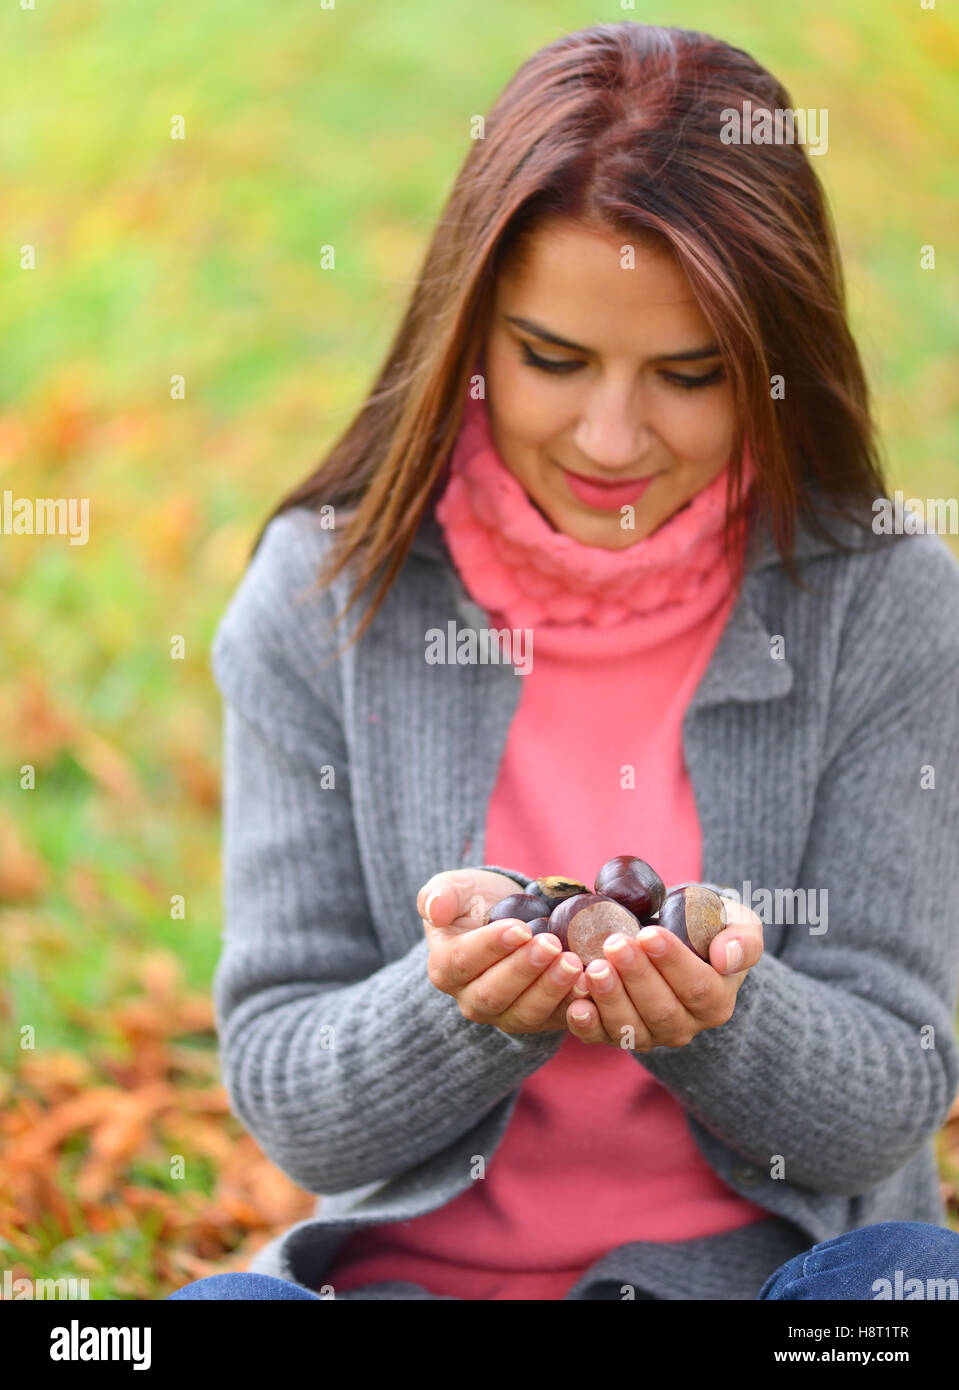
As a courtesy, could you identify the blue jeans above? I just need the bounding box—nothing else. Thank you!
[165,1221,959,1300]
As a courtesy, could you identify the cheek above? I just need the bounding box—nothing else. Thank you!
[654,392,734,465]
[485,339,525,423]
[487,359,564,450]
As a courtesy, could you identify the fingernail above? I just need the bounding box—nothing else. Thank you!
[638,927,666,956]
[605,936,635,966]
[424,890,440,922]
[570,1006,591,1023]
[502,923,532,947]
[530,937,561,965]
[724,939,743,972]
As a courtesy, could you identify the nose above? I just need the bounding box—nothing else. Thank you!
[573,385,653,472]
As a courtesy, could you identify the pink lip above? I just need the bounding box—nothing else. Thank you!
[560,465,657,511]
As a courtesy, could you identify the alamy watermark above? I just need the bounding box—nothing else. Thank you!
[872,491,958,535]
[1,491,90,545]
[873,1270,958,1299]
[720,101,828,156]
[2,1269,91,1299]
[425,622,533,676]
[50,1320,151,1369]
[719,881,828,935]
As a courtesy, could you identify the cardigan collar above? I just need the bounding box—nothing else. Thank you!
[407,466,887,713]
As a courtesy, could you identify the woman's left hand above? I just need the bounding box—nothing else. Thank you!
[566,897,763,1050]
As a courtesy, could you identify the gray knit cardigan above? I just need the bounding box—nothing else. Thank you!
[209,496,959,1300]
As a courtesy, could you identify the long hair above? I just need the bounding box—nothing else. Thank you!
[255,21,888,648]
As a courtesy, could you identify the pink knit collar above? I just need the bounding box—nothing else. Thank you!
[434,392,755,659]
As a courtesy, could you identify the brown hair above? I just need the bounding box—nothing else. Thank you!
[256,21,888,648]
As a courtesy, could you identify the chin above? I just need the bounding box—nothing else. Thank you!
[530,490,663,547]
[561,512,652,549]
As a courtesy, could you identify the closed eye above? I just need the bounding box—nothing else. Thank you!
[520,344,725,390]
[661,366,726,390]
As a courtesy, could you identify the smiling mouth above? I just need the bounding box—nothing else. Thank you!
[560,464,655,487]
[556,461,659,512]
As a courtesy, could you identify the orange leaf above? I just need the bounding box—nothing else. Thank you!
[8,1087,120,1162]
[19,1050,97,1100]
[13,673,77,763]
[72,729,143,806]
[140,951,183,1004]
[174,1086,231,1114]
[0,811,48,901]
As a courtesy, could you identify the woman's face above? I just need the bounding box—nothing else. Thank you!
[482,216,736,549]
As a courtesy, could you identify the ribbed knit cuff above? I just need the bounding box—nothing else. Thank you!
[477,864,535,893]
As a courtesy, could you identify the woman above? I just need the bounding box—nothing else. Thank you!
[169,22,959,1301]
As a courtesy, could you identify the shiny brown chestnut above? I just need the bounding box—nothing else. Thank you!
[483,893,552,927]
[594,855,666,924]
[530,876,590,912]
[658,885,727,961]
[547,892,641,963]
[527,916,554,936]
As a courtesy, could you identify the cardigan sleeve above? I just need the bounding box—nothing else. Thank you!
[629,533,959,1197]
[210,512,563,1197]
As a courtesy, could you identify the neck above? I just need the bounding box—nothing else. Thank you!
[434,393,754,658]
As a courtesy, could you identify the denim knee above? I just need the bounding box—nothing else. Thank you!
[166,1272,321,1300]
[758,1221,959,1300]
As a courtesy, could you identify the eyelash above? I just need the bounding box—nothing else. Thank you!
[520,343,726,390]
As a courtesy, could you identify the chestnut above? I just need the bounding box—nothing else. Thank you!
[483,893,552,927]
[658,885,727,961]
[594,855,665,924]
[529,876,590,912]
[547,892,641,964]
[527,916,554,936]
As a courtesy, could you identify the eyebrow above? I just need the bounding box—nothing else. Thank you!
[504,314,722,363]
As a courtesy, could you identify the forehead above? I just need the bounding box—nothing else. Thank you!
[497,216,709,350]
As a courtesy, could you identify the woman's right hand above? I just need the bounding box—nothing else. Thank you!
[416,869,585,1035]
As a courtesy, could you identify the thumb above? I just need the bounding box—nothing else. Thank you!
[416,871,476,928]
[720,897,764,933]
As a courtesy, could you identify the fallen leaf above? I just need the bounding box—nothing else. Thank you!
[72,729,143,806]
[7,1088,119,1163]
[140,951,184,1005]
[0,812,48,901]
[19,1051,97,1100]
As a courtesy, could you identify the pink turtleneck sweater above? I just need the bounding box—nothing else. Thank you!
[323,394,770,1300]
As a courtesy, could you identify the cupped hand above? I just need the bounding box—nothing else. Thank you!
[564,897,764,1050]
[417,868,585,1035]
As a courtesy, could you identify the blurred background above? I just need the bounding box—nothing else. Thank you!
[1,0,957,1299]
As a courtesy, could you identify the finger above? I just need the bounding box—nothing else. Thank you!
[418,869,527,932]
[708,924,763,976]
[710,898,764,976]
[430,919,538,993]
[579,957,650,1050]
[494,950,585,1030]
[417,872,477,929]
[720,897,765,932]
[565,996,609,1045]
[602,930,704,1036]
[458,936,579,1021]
[547,991,578,1026]
[542,978,585,1028]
